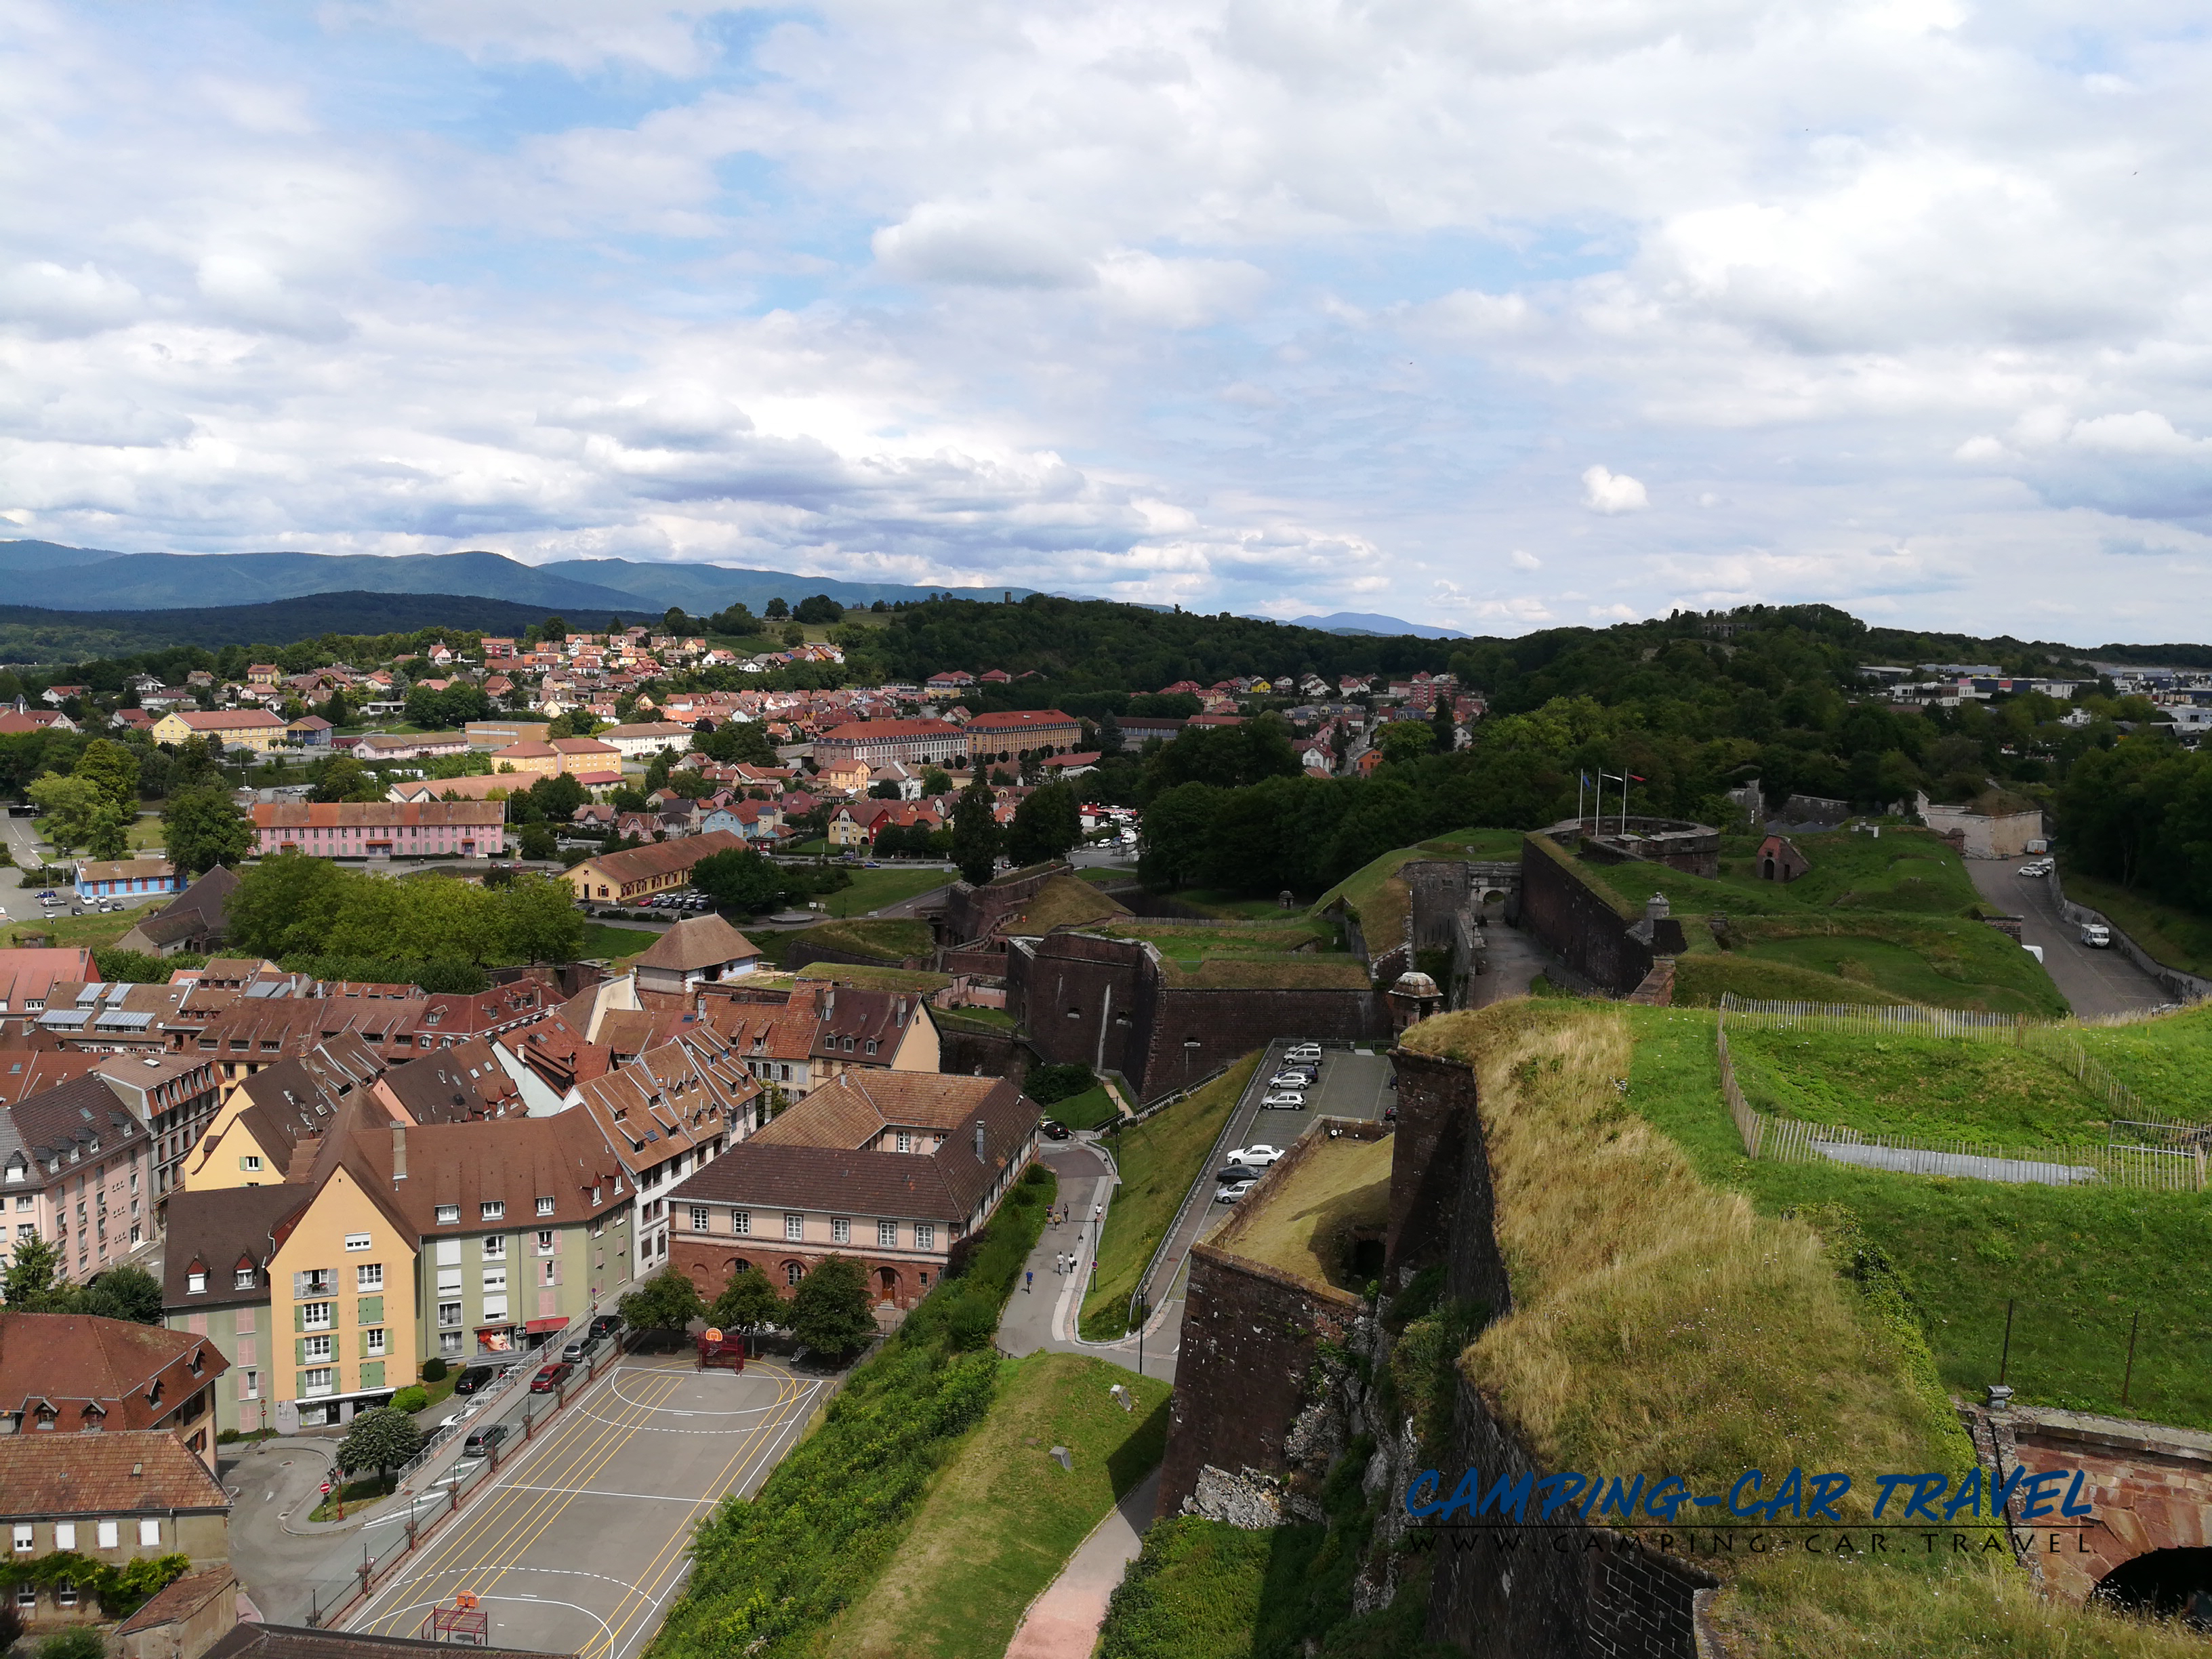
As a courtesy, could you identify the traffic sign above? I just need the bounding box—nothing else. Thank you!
[319,1481,332,1495]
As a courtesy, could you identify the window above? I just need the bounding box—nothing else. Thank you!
[435,1239,460,1265]
[365,1328,386,1356]
[356,1263,383,1291]
[438,1301,462,1327]
[483,1268,507,1292]
[541,1260,557,1286]
[304,1334,331,1361]
[439,1331,463,1357]
[435,1204,459,1225]
[11,1525,30,1553]
[436,1268,462,1293]
[480,1201,505,1221]
[535,1231,555,1256]
[865,1040,878,1056]
[96,1521,119,1550]
[301,1302,332,1330]
[57,1581,77,1607]
[242,1370,258,1401]
[241,1155,262,1172]
[236,1267,256,1290]
[52,1525,73,1551]
[830,1218,850,1245]
[297,1268,333,1296]
[690,1206,710,1232]
[916,1224,935,1251]
[732,1210,751,1237]
[187,1270,206,1294]
[537,1196,555,1216]
[785,1263,804,1286]
[783,1213,803,1242]
[15,1588,33,1610]
[344,1231,371,1252]
[138,1520,161,1547]
[483,1235,506,1259]
[303,1368,333,1397]
[878,1221,897,1248]
[895,1130,912,1153]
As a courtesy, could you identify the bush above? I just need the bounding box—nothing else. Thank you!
[1023,1063,1097,1106]
[391,1385,430,1414]
[420,1356,448,1382]
[39,1629,102,1659]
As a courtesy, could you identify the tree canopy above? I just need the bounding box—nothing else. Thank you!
[787,1256,875,1359]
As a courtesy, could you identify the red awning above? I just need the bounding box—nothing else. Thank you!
[525,1317,567,1334]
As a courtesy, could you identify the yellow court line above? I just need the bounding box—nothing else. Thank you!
[352,1366,688,1635]
[583,1367,815,1659]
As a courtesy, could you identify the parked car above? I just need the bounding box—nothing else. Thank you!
[1232,1145,1285,1166]
[588,1313,623,1341]
[1212,1181,1250,1204]
[2081,922,2112,948]
[436,1403,480,1431]
[1269,1072,1315,1089]
[2018,860,2052,877]
[1216,1164,1263,1185]
[451,1364,501,1395]
[1040,1118,1071,1141]
[461,1424,509,1457]
[1261,1091,1306,1109]
[530,1362,573,1393]
[1283,1044,1323,1064]
[560,1336,598,1365]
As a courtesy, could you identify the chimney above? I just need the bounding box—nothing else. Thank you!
[392,1126,407,1182]
[973,1122,985,1160]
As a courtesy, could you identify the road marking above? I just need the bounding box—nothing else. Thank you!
[496,1485,720,1504]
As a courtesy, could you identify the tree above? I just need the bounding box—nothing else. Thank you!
[84,804,129,861]
[3,1235,73,1313]
[764,597,790,621]
[502,870,584,962]
[663,607,689,634]
[691,847,791,914]
[542,615,569,640]
[224,849,351,959]
[529,772,587,821]
[794,594,843,624]
[921,768,954,797]
[706,602,758,636]
[619,1266,705,1347]
[335,1406,423,1487]
[1099,712,1124,758]
[951,775,1001,886]
[161,785,249,876]
[73,739,140,811]
[708,1267,785,1335]
[780,623,805,647]
[1006,778,1080,865]
[1375,720,1437,767]
[36,1627,100,1659]
[80,1265,161,1325]
[516,821,557,861]
[310,755,381,803]
[1431,698,1458,754]
[787,1255,875,1359]
[696,719,777,767]
[867,779,903,800]
[26,773,105,853]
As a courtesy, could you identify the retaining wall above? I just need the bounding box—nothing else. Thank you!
[1517,836,1687,996]
[2049,869,2212,1005]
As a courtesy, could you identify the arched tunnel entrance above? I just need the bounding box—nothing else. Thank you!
[2095,1548,2212,1627]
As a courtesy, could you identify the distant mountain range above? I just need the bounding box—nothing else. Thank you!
[0,592,592,663]
[1287,612,1471,640]
[0,541,1034,615]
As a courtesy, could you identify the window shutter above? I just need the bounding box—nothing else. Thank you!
[293,1303,304,1332]
[292,1271,306,1299]
[360,1362,384,1390]
[358,1296,383,1325]
[295,1338,306,1366]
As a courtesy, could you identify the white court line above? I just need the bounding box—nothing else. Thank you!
[497,1484,716,1503]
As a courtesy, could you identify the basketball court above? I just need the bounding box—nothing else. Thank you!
[346,1351,822,1659]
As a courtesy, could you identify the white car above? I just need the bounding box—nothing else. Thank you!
[1283,1045,1322,1063]
[2018,861,2052,877]
[1213,1182,1249,1204]
[1232,1145,1285,1166]
[2081,922,2112,948]
[1261,1091,1306,1109]
[1269,1072,1315,1089]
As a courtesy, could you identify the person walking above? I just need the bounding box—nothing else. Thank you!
[1025,1269,1034,1293]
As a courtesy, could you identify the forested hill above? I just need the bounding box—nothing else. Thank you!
[0,592,607,663]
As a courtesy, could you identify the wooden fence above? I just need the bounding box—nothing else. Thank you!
[1715,997,2210,1191]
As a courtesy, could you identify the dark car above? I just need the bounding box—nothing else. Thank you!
[530,1362,573,1393]
[1215,1165,1261,1185]
[588,1313,623,1340]
[1040,1119,1071,1141]
[461,1424,508,1457]
[450,1365,500,1396]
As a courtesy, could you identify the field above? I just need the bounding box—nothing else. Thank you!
[820,866,950,918]
[575,920,657,962]
[1593,827,1985,918]
[812,1352,1169,1659]
[1080,1052,1260,1339]
[1041,1084,1122,1131]
[785,916,933,962]
[2062,868,2212,979]
[1626,1005,2212,1429]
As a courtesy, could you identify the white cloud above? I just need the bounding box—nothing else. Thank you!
[1581,466,1649,514]
[1510,549,1542,570]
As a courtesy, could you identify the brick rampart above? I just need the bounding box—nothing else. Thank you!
[1156,1241,1365,1517]
[940,861,1073,944]
[1517,836,1688,996]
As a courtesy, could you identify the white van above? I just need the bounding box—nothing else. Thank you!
[2080,922,2112,949]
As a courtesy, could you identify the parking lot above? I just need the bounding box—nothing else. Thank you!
[344,1353,822,1659]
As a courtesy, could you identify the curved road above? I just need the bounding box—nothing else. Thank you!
[1967,857,2170,1019]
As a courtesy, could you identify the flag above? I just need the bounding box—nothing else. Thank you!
[1629,773,1646,782]
[1580,772,1592,787]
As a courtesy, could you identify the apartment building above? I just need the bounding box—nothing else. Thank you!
[0,1074,157,1283]
[0,1313,228,1466]
[249,801,507,860]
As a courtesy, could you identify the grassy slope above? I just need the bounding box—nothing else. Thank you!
[1405,1002,2209,1659]
[2074,1003,2212,1120]
[820,866,950,918]
[1628,1004,2212,1429]
[1080,1052,1261,1339]
[1043,1084,1122,1131]
[2062,868,2212,979]
[808,1353,1169,1659]
[788,917,934,961]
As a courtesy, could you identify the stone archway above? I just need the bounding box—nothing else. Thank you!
[1994,1408,2212,1604]
[2095,1547,2212,1623]
[876,1265,901,1307]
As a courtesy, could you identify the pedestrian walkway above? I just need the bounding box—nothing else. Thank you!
[998,1144,1183,1382]
[1004,1467,1160,1659]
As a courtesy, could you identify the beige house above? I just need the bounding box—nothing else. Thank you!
[632,915,762,995]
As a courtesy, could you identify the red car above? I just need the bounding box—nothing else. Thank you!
[529,1361,573,1393]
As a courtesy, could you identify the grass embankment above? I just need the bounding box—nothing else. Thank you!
[2062,869,2212,979]
[647,1166,1054,1659]
[1727,1025,2110,1145]
[1208,1133,1393,1292]
[575,921,657,963]
[822,866,951,918]
[787,918,934,962]
[1042,1084,1122,1132]
[814,1352,1170,1659]
[1629,1005,2212,1430]
[1397,1002,2209,1657]
[1079,1053,1261,1339]
[2075,1002,2212,1119]
[935,1004,1016,1034]
[1102,920,1339,969]
[1002,874,1129,933]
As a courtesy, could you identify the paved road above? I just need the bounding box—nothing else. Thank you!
[342,1353,821,1659]
[1967,857,2171,1019]
[224,1437,345,1624]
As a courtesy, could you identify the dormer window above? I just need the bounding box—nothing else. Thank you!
[435,1205,459,1225]
[234,1268,255,1290]
[535,1197,554,1216]
[186,1270,206,1294]
[480,1202,504,1221]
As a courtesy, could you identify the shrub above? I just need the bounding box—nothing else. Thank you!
[391,1385,430,1414]
[39,1629,102,1659]
[1023,1063,1097,1105]
[420,1356,448,1382]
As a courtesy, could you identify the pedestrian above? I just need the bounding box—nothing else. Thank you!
[1025,1269,1034,1293]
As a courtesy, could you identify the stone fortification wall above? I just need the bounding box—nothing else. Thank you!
[1518,836,1687,996]
[939,860,1073,944]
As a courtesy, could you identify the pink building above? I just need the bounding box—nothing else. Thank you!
[2,1072,159,1282]
[249,801,507,859]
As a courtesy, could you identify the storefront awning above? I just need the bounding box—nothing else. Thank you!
[525,1317,567,1334]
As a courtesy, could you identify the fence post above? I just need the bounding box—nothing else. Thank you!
[1999,1299,2015,1386]
[2122,1311,2141,1407]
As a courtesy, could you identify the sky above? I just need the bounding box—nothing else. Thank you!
[2,0,2209,642]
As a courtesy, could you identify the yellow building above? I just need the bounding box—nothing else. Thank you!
[150,708,288,752]
[266,1151,419,1427]
[489,740,562,778]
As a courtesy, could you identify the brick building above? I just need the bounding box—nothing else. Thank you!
[813,718,970,770]
[665,1071,1038,1309]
